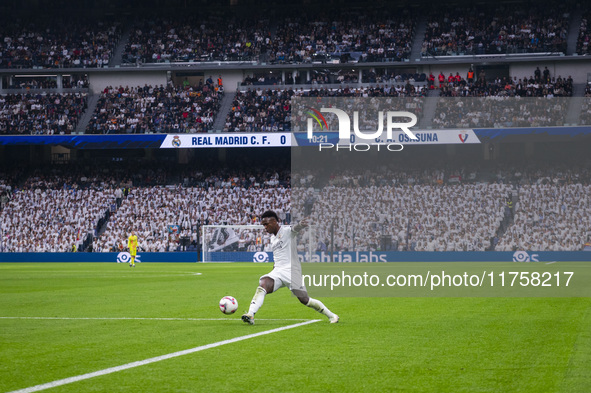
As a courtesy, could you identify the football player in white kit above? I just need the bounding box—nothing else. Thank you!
[242,210,339,325]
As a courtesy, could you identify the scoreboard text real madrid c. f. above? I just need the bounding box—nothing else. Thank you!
[161,133,290,148]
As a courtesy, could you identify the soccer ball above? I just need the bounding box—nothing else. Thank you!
[219,296,238,314]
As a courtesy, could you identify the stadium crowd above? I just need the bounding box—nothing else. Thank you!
[2,3,591,68]
[269,9,415,64]
[95,180,289,252]
[437,68,573,97]
[496,183,591,251]
[0,164,291,253]
[5,75,89,90]
[294,167,511,252]
[119,8,415,65]
[432,67,572,128]
[122,14,271,64]
[293,161,591,252]
[86,83,222,134]
[0,18,121,68]
[432,97,569,129]
[225,84,427,132]
[421,2,570,56]
[0,176,115,252]
[577,10,591,55]
[1,160,590,253]
[579,87,591,125]
[0,92,88,135]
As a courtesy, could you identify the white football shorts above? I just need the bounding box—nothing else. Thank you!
[261,266,306,293]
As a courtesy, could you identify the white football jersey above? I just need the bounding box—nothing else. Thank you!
[270,225,298,270]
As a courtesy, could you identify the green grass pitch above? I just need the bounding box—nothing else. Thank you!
[0,263,589,393]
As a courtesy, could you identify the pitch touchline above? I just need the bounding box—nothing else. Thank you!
[6,319,321,393]
[0,316,313,321]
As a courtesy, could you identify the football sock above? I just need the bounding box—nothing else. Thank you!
[306,298,336,319]
[248,286,267,315]
[131,256,135,266]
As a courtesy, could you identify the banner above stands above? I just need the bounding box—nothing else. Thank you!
[160,133,290,148]
[0,133,291,149]
[0,127,589,149]
[292,130,481,146]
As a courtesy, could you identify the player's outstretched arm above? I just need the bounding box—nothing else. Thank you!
[293,218,309,233]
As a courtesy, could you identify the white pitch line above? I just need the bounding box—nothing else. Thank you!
[0,316,312,321]
[6,319,321,393]
[545,261,557,265]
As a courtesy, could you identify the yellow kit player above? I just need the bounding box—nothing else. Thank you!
[128,231,138,267]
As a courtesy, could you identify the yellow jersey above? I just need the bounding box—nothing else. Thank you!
[128,235,138,252]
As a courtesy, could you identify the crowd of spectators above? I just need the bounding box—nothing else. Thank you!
[242,70,430,86]
[496,182,591,251]
[96,180,289,252]
[1,160,590,253]
[122,14,271,64]
[0,172,116,252]
[421,3,570,57]
[579,86,591,125]
[362,71,427,84]
[3,4,591,70]
[0,18,121,68]
[0,164,291,253]
[432,68,572,128]
[293,160,591,252]
[61,75,90,89]
[7,78,58,90]
[294,167,510,252]
[481,162,591,252]
[120,8,416,66]
[269,9,415,64]
[576,11,591,55]
[86,83,222,134]
[433,97,569,129]
[225,85,427,132]
[5,75,89,90]
[0,92,88,135]
[224,88,293,133]
[437,67,573,97]
[241,69,364,85]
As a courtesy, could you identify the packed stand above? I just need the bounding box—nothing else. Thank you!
[224,88,293,133]
[270,8,414,64]
[579,86,591,125]
[0,17,121,68]
[421,3,569,56]
[576,11,591,55]
[2,160,590,253]
[0,92,88,135]
[294,168,510,252]
[432,68,572,129]
[0,169,119,252]
[294,160,591,252]
[122,14,270,64]
[94,169,290,253]
[437,67,573,97]
[495,163,591,251]
[0,164,290,253]
[86,83,222,134]
[225,85,426,132]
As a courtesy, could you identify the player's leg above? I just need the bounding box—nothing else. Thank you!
[130,251,136,267]
[294,290,339,323]
[242,276,277,325]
